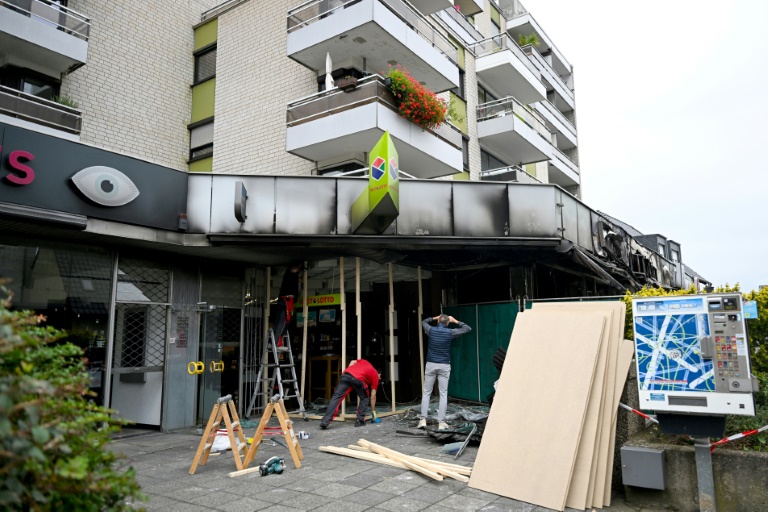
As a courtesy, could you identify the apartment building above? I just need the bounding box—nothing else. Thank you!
[0,0,691,428]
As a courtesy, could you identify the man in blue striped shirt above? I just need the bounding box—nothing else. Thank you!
[418,314,472,430]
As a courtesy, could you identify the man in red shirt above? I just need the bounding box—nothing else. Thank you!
[320,359,379,429]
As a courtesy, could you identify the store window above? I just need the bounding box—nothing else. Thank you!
[0,243,113,405]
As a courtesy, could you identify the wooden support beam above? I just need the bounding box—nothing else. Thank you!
[417,265,424,391]
[357,439,468,482]
[340,257,346,416]
[388,263,395,412]
[320,446,406,469]
[300,262,309,402]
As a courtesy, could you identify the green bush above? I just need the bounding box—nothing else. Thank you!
[623,284,768,451]
[0,287,144,510]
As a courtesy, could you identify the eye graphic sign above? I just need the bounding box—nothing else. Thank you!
[0,122,187,231]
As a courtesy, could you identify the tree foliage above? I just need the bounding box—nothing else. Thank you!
[0,286,144,510]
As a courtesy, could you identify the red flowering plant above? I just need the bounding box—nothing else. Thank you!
[385,65,447,130]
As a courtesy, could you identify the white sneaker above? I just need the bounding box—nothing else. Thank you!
[417,418,427,429]
[438,422,450,431]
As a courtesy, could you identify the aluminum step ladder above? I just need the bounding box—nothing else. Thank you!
[245,328,307,420]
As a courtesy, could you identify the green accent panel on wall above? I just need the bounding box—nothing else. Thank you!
[191,78,215,123]
[449,35,465,69]
[189,157,212,173]
[449,92,468,134]
[194,19,218,51]
[452,172,469,181]
[524,163,537,177]
[490,5,500,25]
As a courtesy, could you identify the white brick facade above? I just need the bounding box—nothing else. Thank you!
[213,0,315,176]
[62,0,219,171]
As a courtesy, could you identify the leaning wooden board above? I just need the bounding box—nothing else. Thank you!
[468,310,607,511]
[534,301,626,509]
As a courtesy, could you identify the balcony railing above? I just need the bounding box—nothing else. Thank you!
[551,146,579,175]
[1,0,90,41]
[440,4,483,42]
[287,0,458,64]
[521,45,573,97]
[0,85,82,134]
[477,96,551,141]
[470,34,539,79]
[287,75,462,148]
[536,98,576,138]
[480,165,542,183]
[500,0,528,20]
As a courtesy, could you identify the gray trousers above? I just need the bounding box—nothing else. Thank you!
[420,362,451,422]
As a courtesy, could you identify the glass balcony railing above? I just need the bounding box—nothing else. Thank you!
[0,85,82,134]
[440,5,482,42]
[287,0,458,64]
[480,165,542,183]
[536,99,577,139]
[1,0,90,41]
[477,96,551,142]
[551,146,579,175]
[470,34,540,79]
[521,45,574,98]
[287,75,462,148]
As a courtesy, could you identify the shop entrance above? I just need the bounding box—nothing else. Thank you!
[196,307,241,425]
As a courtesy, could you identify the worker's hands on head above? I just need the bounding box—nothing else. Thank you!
[448,316,457,323]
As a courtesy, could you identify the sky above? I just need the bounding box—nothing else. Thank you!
[519,0,768,292]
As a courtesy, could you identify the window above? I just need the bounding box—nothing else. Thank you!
[194,46,216,84]
[189,120,214,161]
[462,137,469,171]
[451,70,466,99]
[0,66,59,100]
[671,249,680,263]
[658,243,665,255]
[481,149,507,172]
[477,86,497,106]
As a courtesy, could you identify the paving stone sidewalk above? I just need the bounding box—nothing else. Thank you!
[111,415,662,512]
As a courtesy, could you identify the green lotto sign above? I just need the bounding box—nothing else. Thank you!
[351,131,399,234]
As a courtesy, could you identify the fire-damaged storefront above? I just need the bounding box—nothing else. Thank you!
[0,121,682,431]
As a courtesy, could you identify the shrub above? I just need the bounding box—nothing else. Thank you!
[0,286,144,510]
[385,65,448,130]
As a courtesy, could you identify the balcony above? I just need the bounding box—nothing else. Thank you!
[521,45,574,111]
[287,0,459,93]
[548,146,579,188]
[506,9,572,80]
[0,0,89,76]
[408,0,452,16]
[436,4,482,44]
[0,85,81,135]
[533,99,576,150]
[471,34,546,105]
[454,0,483,16]
[480,165,541,183]
[286,75,463,179]
[477,97,552,165]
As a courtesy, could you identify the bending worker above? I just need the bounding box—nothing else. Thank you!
[418,314,472,430]
[320,359,380,429]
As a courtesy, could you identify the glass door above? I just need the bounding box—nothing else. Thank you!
[197,307,242,424]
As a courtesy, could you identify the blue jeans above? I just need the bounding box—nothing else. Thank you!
[420,362,451,422]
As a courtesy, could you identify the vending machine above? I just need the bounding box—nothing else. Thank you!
[632,293,757,416]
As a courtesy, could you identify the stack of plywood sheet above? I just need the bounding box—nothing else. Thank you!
[468,302,634,511]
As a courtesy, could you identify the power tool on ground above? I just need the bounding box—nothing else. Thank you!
[259,456,285,476]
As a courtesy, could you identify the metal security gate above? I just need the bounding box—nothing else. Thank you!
[110,258,170,426]
[241,267,267,419]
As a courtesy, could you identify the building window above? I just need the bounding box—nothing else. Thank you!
[481,149,507,172]
[189,120,214,161]
[451,70,466,100]
[0,66,60,100]
[462,137,469,171]
[670,249,679,262]
[477,85,497,106]
[194,46,216,84]
[658,243,665,255]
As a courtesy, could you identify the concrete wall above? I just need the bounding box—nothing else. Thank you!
[623,435,768,512]
[63,0,219,170]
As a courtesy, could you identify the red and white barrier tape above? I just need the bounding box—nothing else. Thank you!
[710,425,768,453]
[618,402,659,425]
